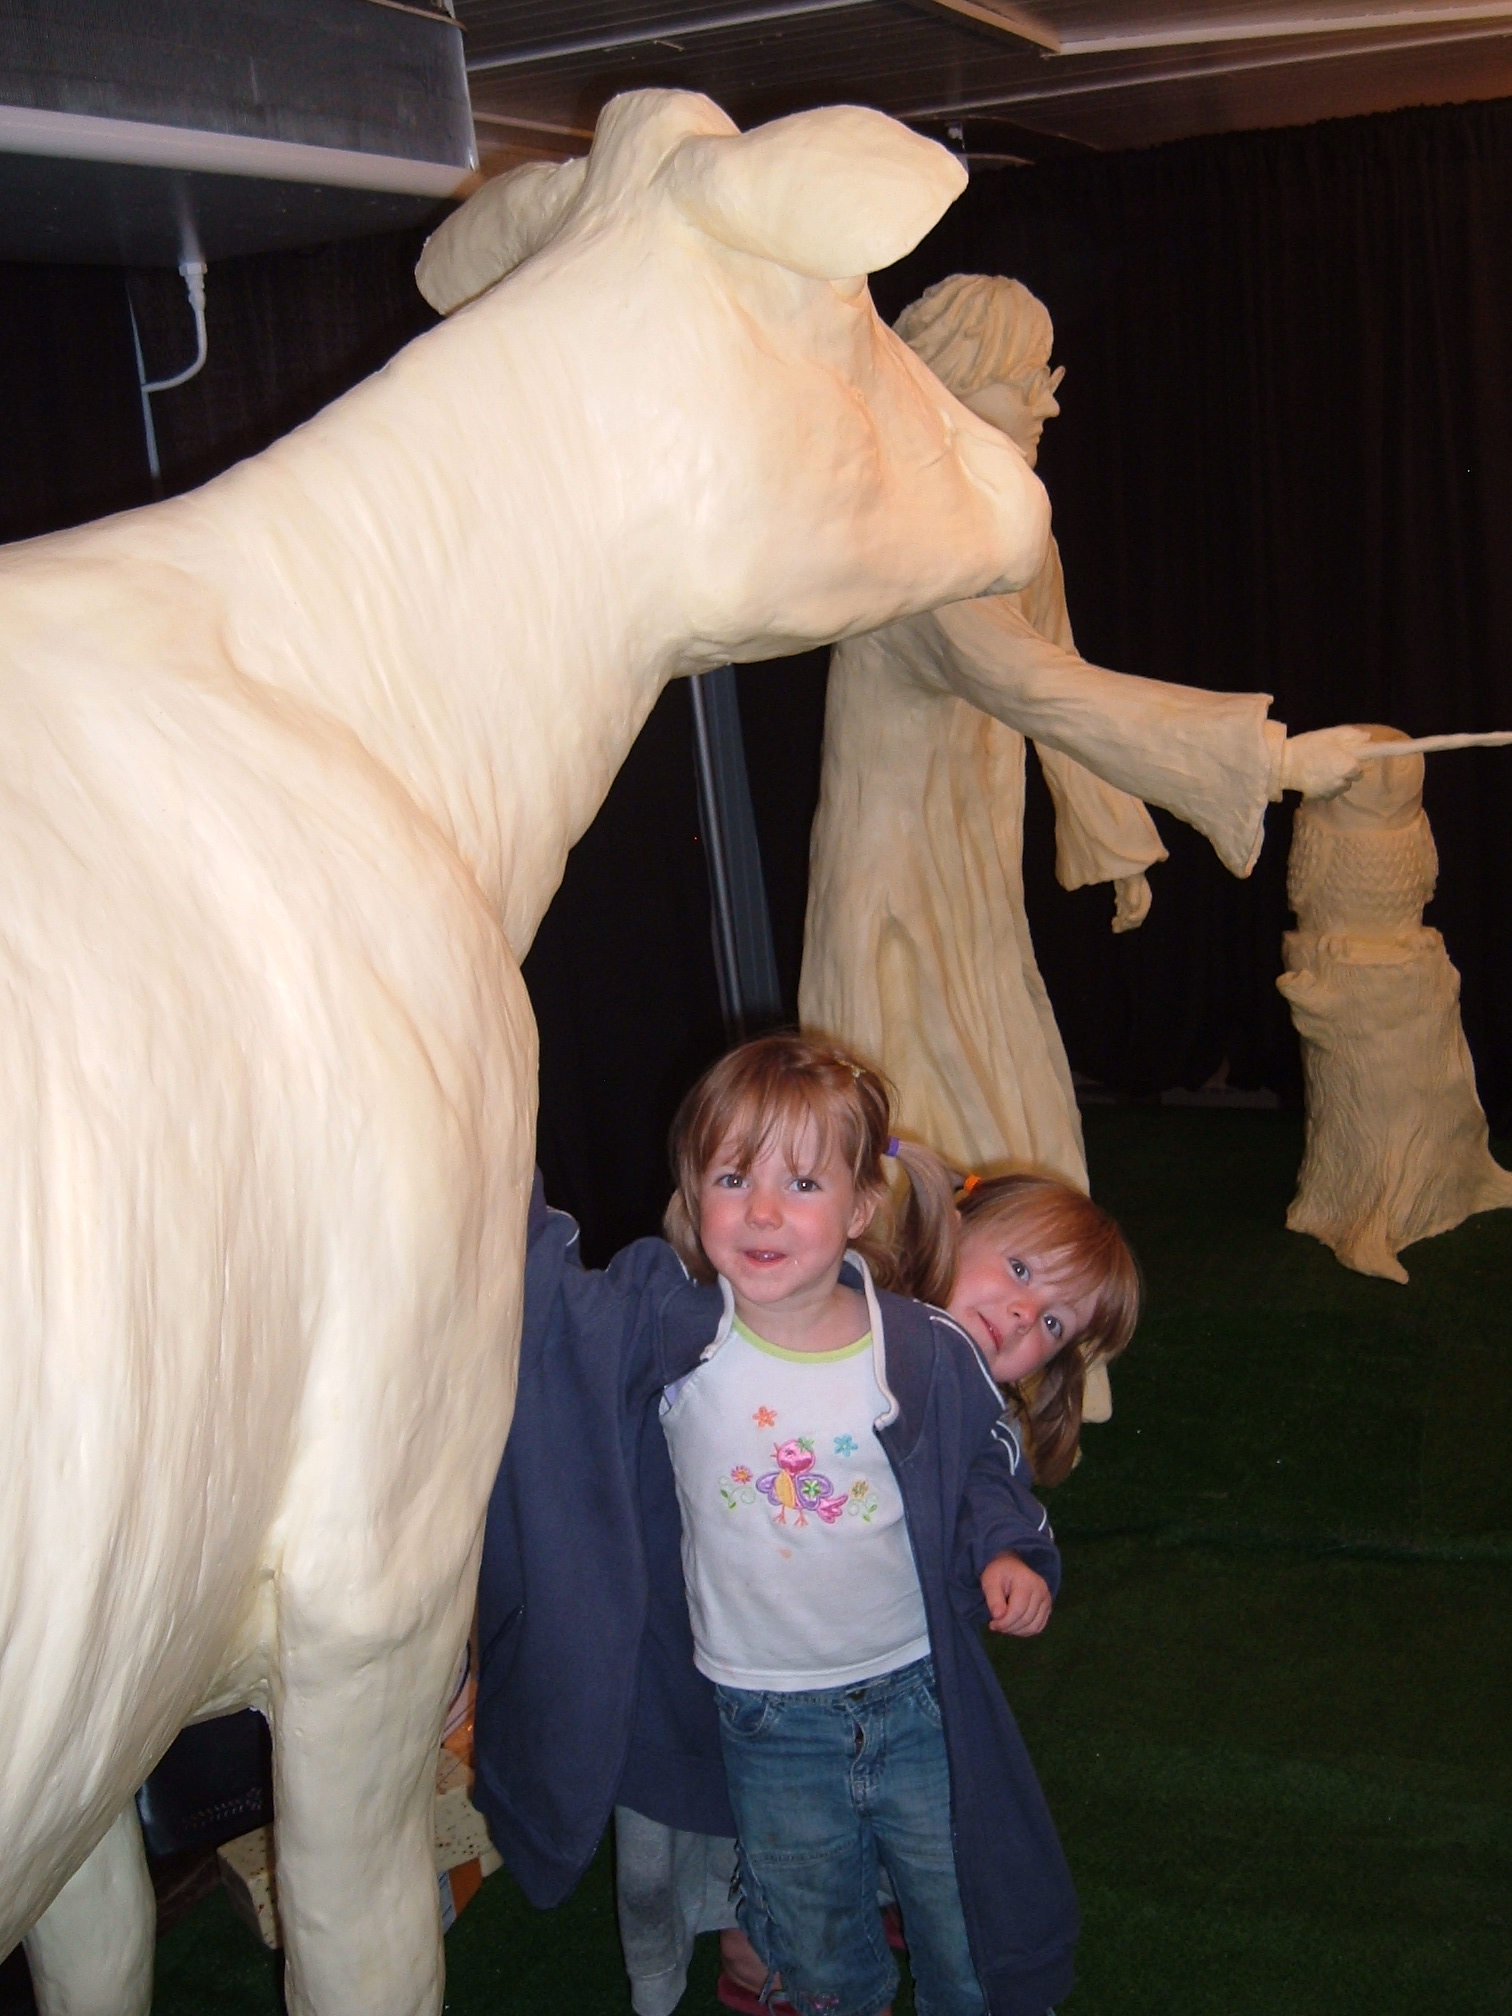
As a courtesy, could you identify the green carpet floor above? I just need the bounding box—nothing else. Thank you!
[147,1108,1512,2014]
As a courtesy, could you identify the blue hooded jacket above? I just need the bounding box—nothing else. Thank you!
[475,1176,1079,2016]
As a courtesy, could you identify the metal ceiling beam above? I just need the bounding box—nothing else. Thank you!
[915,1,1060,52]
[473,111,596,138]
[905,18,1512,115]
[1058,2,1512,56]
[466,0,873,75]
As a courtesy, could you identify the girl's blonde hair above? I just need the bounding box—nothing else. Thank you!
[664,1038,1139,1486]
[663,1033,956,1299]
[938,1172,1140,1486]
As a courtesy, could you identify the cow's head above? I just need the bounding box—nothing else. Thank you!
[418,90,1049,663]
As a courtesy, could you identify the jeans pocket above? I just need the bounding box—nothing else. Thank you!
[914,1661,944,1729]
[716,1686,778,1739]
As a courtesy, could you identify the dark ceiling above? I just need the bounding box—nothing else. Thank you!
[457,1,1512,165]
[3,2,1509,263]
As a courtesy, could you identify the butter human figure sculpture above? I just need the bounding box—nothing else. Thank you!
[0,97,1053,2016]
[1278,725,1512,1281]
[801,272,1368,1203]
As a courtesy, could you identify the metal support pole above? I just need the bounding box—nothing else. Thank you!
[688,666,782,1039]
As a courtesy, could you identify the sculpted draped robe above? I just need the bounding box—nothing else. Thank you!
[800,539,1286,1188]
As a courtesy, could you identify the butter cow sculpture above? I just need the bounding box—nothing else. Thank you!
[0,93,1050,2016]
[801,273,1370,1195]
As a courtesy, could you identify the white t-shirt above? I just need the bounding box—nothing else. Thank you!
[661,1282,930,1691]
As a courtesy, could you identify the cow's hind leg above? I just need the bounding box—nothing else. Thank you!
[23,1803,154,2016]
[271,1580,474,2016]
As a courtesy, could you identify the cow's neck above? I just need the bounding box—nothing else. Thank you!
[203,270,694,956]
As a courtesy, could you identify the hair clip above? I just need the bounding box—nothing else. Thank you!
[960,1173,981,1197]
[885,1136,899,1157]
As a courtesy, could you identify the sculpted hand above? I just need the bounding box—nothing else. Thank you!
[1112,873,1151,934]
[1280,726,1373,799]
[980,1551,1053,1636]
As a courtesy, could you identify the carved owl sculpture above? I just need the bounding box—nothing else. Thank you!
[1286,802,1437,939]
[1278,725,1512,1281]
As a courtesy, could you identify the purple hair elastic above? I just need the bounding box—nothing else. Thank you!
[885,1137,900,1157]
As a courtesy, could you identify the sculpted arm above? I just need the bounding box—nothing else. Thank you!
[928,597,1288,878]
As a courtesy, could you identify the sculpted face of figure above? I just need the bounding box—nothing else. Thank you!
[894,273,1064,467]
[960,361,1064,468]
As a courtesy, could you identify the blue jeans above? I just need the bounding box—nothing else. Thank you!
[715,1658,985,2016]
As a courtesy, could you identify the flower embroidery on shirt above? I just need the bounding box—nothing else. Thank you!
[832,1433,858,1457]
[719,1466,758,1510]
[753,1406,777,1428]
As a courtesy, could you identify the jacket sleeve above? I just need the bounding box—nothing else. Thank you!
[952,1406,1062,1622]
[474,1180,709,1905]
[538,1192,694,1397]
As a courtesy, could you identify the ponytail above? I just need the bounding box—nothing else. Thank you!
[869,1138,960,1309]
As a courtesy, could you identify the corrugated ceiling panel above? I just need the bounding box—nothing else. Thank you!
[458,1,1512,155]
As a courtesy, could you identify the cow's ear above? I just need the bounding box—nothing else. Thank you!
[664,105,966,281]
[416,156,589,313]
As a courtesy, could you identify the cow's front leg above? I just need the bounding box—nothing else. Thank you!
[23,1802,154,2016]
[270,1575,475,2016]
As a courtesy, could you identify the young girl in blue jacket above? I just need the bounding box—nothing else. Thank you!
[654,1035,1137,2016]
[474,1034,1137,2016]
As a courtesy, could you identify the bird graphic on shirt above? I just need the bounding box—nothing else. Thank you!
[757,1440,849,1527]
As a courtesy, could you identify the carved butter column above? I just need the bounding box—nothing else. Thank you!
[1278,724,1512,1280]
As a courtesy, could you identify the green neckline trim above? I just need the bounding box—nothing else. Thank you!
[732,1314,872,1364]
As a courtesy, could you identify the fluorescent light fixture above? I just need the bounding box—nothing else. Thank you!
[0,103,473,196]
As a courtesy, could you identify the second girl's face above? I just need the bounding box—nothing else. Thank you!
[949,1225,1097,1386]
[697,1121,874,1327]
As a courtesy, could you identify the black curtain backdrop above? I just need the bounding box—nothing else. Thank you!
[2,96,1509,1261]
[0,231,437,540]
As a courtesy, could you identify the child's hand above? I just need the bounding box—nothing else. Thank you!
[980,1551,1052,1636]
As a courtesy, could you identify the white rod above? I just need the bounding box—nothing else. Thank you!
[1356,732,1512,757]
